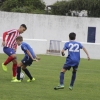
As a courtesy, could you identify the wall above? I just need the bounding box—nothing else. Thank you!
[0,11,100,59]
[0,11,100,43]
[0,38,48,54]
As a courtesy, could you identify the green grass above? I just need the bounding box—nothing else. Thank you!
[0,54,100,100]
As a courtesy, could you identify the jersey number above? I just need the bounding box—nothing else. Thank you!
[69,43,79,52]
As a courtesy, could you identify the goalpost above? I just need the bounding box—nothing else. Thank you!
[47,40,61,55]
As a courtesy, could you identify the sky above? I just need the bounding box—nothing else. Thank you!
[43,0,68,5]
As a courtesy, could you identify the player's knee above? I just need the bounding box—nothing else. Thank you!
[72,70,76,73]
[11,54,16,59]
[22,66,26,70]
[17,62,23,67]
[61,69,66,73]
[12,60,17,64]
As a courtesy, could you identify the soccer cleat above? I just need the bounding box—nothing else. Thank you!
[27,78,35,82]
[12,77,16,80]
[11,79,21,82]
[2,63,7,72]
[54,85,64,90]
[69,86,73,90]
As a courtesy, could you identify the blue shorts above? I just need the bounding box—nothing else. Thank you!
[63,64,78,71]
[21,56,33,66]
[3,47,15,56]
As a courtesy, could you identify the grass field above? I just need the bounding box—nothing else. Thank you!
[0,54,100,100]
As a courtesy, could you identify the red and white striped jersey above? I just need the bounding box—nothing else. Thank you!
[3,29,19,49]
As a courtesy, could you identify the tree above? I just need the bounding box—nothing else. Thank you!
[0,0,46,14]
[51,0,100,17]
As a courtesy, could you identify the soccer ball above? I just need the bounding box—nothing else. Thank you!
[20,72,25,80]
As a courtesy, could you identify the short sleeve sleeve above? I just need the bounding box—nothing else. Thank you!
[63,42,68,50]
[21,44,28,51]
[79,43,83,49]
[7,30,17,35]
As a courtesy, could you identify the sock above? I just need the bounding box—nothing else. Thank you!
[23,68,32,80]
[12,64,17,77]
[4,56,15,65]
[70,71,76,86]
[60,72,64,85]
[17,67,21,80]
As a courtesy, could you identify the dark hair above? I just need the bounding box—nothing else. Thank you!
[69,32,76,40]
[16,36,23,41]
[20,24,27,30]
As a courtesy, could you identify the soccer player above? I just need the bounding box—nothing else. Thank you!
[11,36,40,82]
[54,32,90,90]
[2,24,27,80]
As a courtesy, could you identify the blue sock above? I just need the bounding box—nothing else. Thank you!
[70,71,76,86]
[60,72,64,85]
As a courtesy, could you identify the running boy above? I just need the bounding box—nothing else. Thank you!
[2,24,27,80]
[11,36,40,82]
[54,32,90,90]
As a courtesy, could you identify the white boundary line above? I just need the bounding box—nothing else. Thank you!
[0,37,47,41]
[62,41,100,45]
[0,36,100,44]
[23,38,47,41]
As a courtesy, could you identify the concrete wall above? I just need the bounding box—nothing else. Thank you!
[0,11,100,43]
[0,11,100,59]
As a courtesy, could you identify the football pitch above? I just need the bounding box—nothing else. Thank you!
[0,54,100,100]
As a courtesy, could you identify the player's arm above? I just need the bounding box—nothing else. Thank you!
[2,30,15,46]
[61,43,68,56]
[13,44,17,52]
[26,50,38,61]
[2,32,8,46]
[82,47,90,60]
[61,49,65,56]
[34,53,40,60]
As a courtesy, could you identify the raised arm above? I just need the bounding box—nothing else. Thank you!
[82,47,90,60]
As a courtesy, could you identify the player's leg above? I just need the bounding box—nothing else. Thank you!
[11,56,35,82]
[2,47,16,72]
[22,66,35,82]
[54,64,71,90]
[69,66,78,90]
[59,68,67,86]
[12,59,17,80]
[11,62,22,82]
[21,57,35,82]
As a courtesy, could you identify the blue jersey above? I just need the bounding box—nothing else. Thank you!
[63,41,83,66]
[21,42,36,58]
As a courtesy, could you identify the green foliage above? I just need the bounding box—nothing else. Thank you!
[51,0,100,17]
[11,6,32,13]
[0,0,19,11]
[51,1,69,15]
[32,9,46,14]
[0,0,46,14]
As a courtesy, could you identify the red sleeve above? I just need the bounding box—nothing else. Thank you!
[3,32,8,41]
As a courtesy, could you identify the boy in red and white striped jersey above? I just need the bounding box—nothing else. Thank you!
[2,24,27,80]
